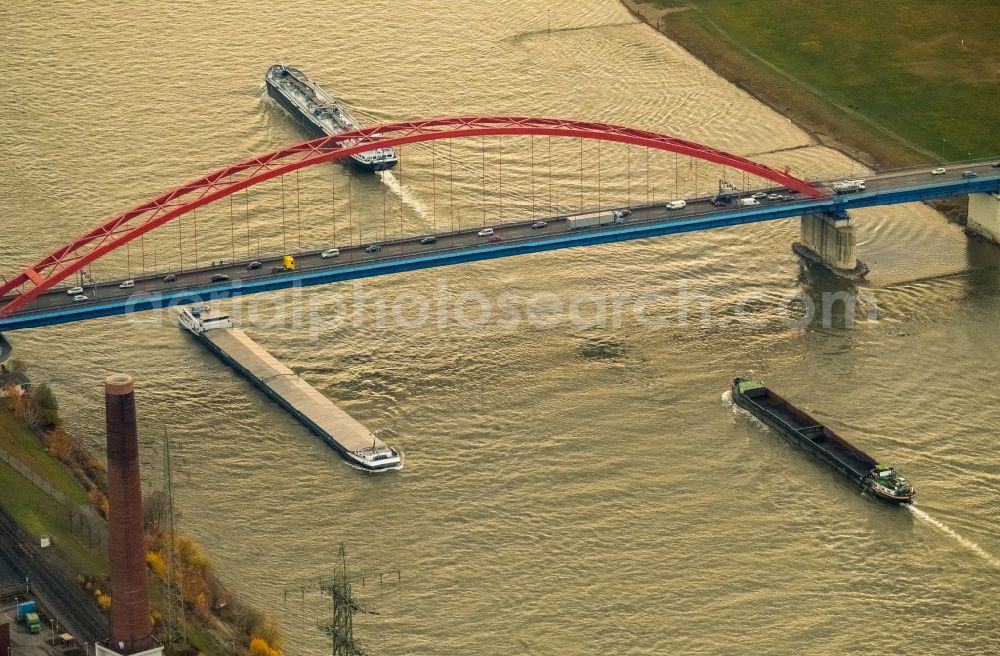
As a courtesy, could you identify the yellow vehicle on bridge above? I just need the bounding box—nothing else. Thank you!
[283,255,296,271]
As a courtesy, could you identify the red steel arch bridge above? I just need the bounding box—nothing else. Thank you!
[0,115,997,332]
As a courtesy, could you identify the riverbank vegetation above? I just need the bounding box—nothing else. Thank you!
[627,0,1000,168]
[0,367,283,656]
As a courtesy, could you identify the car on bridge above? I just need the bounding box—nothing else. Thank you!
[487,235,505,243]
[478,228,494,237]
[365,244,382,253]
[993,162,1000,168]
[163,274,177,283]
[531,221,548,229]
[119,280,135,289]
[247,261,262,270]
[72,294,88,302]
[67,286,84,295]
[321,248,341,258]
[963,170,978,179]
[419,237,437,245]
[751,192,768,199]
[931,167,946,175]
[665,200,686,210]
[766,193,786,201]
[210,274,230,282]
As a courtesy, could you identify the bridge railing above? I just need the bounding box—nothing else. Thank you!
[0,197,835,323]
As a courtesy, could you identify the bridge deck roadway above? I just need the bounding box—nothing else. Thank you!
[1,161,998,330]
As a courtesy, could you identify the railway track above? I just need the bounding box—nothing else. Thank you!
[0,508,107,644]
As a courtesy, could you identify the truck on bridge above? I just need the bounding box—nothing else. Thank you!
[832,179,866,194]
[566,209,627,230]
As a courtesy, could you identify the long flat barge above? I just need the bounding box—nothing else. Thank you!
[732,378,913,504]
[176,305,400,471]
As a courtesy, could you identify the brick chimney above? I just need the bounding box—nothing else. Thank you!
[102,374,159,655]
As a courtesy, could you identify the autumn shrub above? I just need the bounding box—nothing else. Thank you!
[147,550,167,580]
[249,636,281,656]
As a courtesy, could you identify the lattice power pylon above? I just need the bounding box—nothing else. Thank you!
[321,544,366,656]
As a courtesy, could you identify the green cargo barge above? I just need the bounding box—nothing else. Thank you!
[732,378,914,504]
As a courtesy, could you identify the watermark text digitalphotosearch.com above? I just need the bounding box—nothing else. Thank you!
[128,279,878,336]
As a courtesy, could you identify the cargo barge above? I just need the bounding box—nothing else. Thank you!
[732,378,914,504]
[176,305,401,472]
[265,64,398,172]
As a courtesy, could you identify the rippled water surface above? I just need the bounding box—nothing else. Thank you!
[2,1,999,653]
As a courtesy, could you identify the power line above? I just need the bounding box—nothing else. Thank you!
[161,429,186,647]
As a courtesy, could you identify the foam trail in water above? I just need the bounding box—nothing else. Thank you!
[378,170,430,220]
[723,388,770,430]
[908,505,1000,568]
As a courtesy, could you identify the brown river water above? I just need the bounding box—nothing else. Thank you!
[1,1,998,653]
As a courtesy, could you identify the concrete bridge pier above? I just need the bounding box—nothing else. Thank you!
[792,209,869,280]
[967,192,1000,243]
[0,332,11,369]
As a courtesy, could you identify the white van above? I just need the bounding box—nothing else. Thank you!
[738,197,760,207]
[119,280,135,289]
[478,228,494,237]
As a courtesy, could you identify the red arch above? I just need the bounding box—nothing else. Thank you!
[0,116,825,317]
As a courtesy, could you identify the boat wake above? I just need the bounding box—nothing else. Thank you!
[378,170,431,222]
[508,21,640,44]
[908,505,999,568]
[722,389,769,430]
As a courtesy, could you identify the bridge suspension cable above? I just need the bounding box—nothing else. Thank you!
[0,116,826,318]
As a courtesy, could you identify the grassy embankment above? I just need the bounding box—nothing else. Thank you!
[628,0,1000,168]
[0,406,107,577]
[0,382,281,656]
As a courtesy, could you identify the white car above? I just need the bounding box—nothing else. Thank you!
[321,248,341,258]
[478,228,494,237]
[72,294,88,302]
[67,286,84,295]
[665,200,686,210]
[119,280,135,289]
[751,192,768,199]
[766,193,785,201]
[930,167,946,175]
